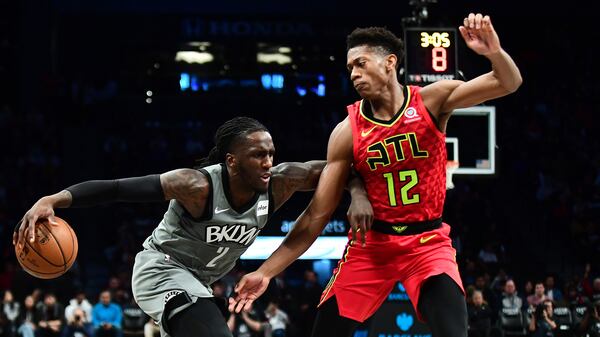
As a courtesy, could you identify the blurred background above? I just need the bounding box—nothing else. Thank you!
[1,1,599,337]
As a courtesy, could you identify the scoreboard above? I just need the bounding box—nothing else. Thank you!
[404,27,458,85]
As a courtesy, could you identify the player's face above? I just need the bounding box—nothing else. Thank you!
[233,131,275,193]
[347,45,394,99]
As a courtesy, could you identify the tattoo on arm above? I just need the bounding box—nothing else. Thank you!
[161,169,208,216]
[270,161,326,210]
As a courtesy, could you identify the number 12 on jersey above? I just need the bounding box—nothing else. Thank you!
[383,170,420,206]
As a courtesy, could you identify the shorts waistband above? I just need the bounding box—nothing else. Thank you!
[371,218,442,236]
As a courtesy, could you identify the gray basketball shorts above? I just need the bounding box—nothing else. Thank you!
[132,249,213,326]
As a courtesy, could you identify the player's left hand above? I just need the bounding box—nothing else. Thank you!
[459,13,500,56]
[228,271,270,313]
[347,194,374,247]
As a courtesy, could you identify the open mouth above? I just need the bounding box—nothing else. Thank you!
[260,173,271,183]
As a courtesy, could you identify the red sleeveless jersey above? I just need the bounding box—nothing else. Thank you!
[348,85,446,223]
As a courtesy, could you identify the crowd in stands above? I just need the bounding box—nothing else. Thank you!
[1,259,600,337]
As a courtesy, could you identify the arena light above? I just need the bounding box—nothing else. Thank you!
[257,42,292,65]
[316,83,326,96]
[296,86,307,96]
[190,76,199,91]
[261,74,272,89]
[180,73,190,91]
[175,51,214,64]
[271,74,284,89]
[261,74,284,90]
[257,52,292,65]
[240,236,348,260]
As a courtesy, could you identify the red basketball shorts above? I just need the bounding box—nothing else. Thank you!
[318,223,464,322]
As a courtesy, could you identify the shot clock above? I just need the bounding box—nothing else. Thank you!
[404,27,458,85]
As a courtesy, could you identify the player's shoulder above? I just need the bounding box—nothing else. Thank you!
[419,79,465,114]
[161,168,210,196]
[332,116,351,134]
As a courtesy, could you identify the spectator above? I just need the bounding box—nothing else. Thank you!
[467,290,493,337]
[227,303,267,337]
[565,283,590,308]
[64,290,92,325]
[527,282,547,308]
[34,293,64,337]
[501,279,523,310]
[592,278,600,303]
[62,307,92,337]
[17,295,36,337]
[2,290,19,336]
[474,275,498,315]
[579,301,600,337]
[92,290,122,337]
[528,299,557,337]
[478,243,499,265]
[580,263,594,298]
[0,310,10,337]
[30,289,43,306]
[265,300,289,337]
[297,270,322,337]
[545,275,563,302]
[106,277,129,308]
[523,280,534,299]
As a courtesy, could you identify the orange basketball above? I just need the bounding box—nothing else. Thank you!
[15,216,78,279]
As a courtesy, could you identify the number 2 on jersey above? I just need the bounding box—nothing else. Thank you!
[383,169,420,206]
[207,247,230,267]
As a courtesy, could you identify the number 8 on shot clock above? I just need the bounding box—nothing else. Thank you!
[404,28,458,85]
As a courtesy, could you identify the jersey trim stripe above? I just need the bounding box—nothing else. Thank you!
[318,240,354,307]
[197,168,213,220]
[359,85,411,127]
[267,180,275,219]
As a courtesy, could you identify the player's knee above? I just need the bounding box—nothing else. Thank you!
[165,295,232,337]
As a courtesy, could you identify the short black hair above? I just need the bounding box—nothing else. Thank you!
[346,27,405,69]
[196,117,269,168]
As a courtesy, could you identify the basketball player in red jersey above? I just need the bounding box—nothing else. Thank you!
[230,13,522,337]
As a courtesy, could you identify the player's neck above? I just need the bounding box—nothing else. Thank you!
[227,174,257,209]
[368,83,405,119]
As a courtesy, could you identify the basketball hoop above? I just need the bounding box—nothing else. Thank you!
[446,160,459,190]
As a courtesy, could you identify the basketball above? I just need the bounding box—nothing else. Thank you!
[15,216,78,279]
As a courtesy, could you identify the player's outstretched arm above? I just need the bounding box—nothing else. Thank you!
[269,160,326,211]
[269,160,372,223]
[14,169,208,249]
[228,119,354,313]
[421,13,522,117]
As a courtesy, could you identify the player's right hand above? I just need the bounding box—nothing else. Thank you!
[347,194,374,247]
[228,271,270,314]
[14,197,58,249]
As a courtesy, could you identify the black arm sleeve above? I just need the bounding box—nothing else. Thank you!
[65,174,164,208]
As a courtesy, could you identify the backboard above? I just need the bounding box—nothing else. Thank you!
[445,106,496,175]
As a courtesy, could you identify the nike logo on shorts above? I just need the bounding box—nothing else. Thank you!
[361,126,376,137]
[419,234,437,244]
[215,207,230,214]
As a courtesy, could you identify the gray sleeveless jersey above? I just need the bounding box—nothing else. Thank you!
[142,163,271,286]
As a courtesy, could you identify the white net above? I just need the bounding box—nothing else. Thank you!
[446,160,459,190]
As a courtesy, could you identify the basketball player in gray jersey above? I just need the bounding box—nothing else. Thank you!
[14,117,373,337]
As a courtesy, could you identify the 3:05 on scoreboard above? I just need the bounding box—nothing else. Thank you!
[404,28,458,85]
